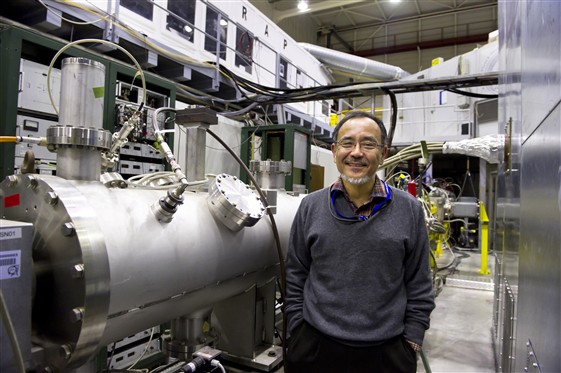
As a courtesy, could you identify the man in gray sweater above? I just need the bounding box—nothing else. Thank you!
[284,111,435,372]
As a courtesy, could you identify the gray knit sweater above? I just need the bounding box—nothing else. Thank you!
[285,185,435,346]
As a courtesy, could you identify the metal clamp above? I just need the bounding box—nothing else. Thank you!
[46,126,112,151]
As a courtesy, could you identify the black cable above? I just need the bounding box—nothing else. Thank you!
[205,129,285,297]
[216,66,261,102]
[274,326,284,343]
[218,63,360,95]
[218,66,268,102]
[414,162,433,183]
[182,356,205,373]
[219,102,260,117]
[178,58,497,111]
[175,84,242,104]
[429,249,438,284]
[459,169,477,198]
[205,128,289,370]
[105,342,117,372]
[216,63,370,106]
[446,87,498,99]
[383,88,398,148]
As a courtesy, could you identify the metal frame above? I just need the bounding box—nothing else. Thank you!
[0,23,177,180]
[240,124,312,191]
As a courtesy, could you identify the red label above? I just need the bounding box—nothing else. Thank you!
[407,182,417,197]
[4,194,20,208]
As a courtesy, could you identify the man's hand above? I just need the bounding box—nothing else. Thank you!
[406,340,422,353]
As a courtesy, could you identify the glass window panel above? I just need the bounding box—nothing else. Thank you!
[235,27,253,73]
[205,6,227,61]
[120,0,153,20]
[166,0,196,42]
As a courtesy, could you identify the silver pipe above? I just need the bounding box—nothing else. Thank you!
[48,57,111,181]
[299,42,408,81]
[0,174,304,371]
[59,58,105,128]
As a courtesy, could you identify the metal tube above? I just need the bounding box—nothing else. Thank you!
[57,147,102,181]
[50,58,110,181]
[0,175,303,370]
[59,58,105,129]
[299,42,408,81]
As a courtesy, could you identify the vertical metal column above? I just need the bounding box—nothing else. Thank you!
[47,58,111,181]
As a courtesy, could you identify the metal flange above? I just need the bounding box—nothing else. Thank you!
[46,126,112,151]
[207,174,265,232]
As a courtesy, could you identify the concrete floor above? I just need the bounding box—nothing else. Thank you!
[224,250,496,373]
[419,250,495,373]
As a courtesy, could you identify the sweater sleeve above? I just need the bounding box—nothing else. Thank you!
[284,200,311,334]
[403,200,436,345]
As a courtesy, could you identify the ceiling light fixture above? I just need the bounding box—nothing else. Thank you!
[297,0,309,12]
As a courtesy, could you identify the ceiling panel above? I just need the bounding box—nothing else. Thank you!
[263,0,497,56]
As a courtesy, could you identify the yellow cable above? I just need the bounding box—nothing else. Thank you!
[0,136,18,143]
[56,0,240,86]
[58,0,213,68]
[38,0,104,26]
[47,37,147,115]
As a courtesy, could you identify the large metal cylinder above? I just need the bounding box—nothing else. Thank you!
[0,174,302,372]
[56,147,102,181]
[47,58,110,181]
[59,57,105,128]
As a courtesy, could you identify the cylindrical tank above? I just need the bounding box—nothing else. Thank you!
[47,58,110,181]
[0,174,303,371]
[59,57,105,129]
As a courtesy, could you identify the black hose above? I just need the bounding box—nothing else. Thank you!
[429,249,438,283]
[446,88,498,99]
[105,342,117,372]
[383,88,398,148]
[204,129,289,366]
[205,129,286,299]
[181,356,205,372]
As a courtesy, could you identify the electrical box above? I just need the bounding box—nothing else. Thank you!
[18,59,61,115]
[15,115,57,175]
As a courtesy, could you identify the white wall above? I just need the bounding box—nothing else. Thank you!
[174,107,339,190]
[311,145,339,188]
[174,102,244,178]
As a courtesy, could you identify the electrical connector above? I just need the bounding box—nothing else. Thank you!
[181,356,205,373]
[210,359,226,373]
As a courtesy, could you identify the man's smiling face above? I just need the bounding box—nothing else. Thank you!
[331,116,388,184]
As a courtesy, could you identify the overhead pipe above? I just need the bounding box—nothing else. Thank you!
[299,42,408,81]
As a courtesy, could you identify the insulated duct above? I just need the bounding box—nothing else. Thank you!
[299,42,408,81]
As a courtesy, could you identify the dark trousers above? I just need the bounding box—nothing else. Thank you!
[285,321,417,373]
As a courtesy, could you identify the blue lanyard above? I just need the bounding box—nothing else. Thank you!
[330,181,392,222]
